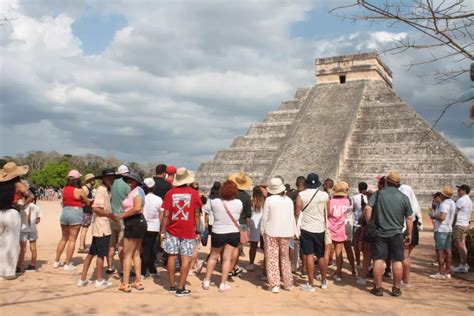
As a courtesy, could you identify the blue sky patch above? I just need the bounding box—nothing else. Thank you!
[72,13,127,55]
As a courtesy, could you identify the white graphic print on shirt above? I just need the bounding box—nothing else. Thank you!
[172,194,191,221]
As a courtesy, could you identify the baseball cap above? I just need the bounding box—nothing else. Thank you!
[456,184,471,194]
[117,165,129,175]
[68,170,82,179]
[166,165,177,175]
[143,177,155,189]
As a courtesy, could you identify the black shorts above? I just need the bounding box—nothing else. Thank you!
[124,215,147,239]
[211,232,239,248]
[89,235,111,258]
[300,229,325,258]
[373,234,404,262]
[404,220,419,246]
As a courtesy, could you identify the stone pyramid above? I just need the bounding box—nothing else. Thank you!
[196,52,473,206]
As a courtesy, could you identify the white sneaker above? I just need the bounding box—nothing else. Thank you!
[400,280,411,289]
[465,263,470,272]
[202,279,210,290]
[453,265,468,274]
[445,273,452,279]
[356,277,367,286]
[334,275,342,283]
[316,273,322,281]
[77,279,92,287]
[271,286,280,293]
[95,279,113,288]
[429,273,446,280]
[300,283,315,293]
[64,264,76,271]
[219,282,232,292]
[321,280,328,290]
[53,261,64,269]
[246,264,255,271]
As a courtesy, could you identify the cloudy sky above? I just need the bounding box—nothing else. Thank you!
[1,0,472,169]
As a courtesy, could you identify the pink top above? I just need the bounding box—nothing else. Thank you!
[328,198,350,242]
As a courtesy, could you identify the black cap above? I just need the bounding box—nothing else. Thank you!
[95,168,120,180]
[432,192,442,197]
[305,173,322,189]
[456,184,471,194]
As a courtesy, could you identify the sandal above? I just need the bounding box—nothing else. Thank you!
[132,282,144,290]
[118,283,131,293]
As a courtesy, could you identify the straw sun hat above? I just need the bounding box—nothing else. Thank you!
[173,168,195,187]
[0,162,29,182]
[228,171,253,191]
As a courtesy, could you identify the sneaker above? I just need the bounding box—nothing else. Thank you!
[271,286,280,293]
[169,286,177,294]
[400,281,411,289]
[219,282,232,292]
[239,249,245,257]
[95,279,113,288]
[233,266,244,277]
[445,273,452,279]
[175,288,191,297]
[16,267,22,274]
[316,273,322,281]
[300,271,307,277]
[227,272,234,281]
[321,280,328,290]
[141,275,146,281]
[257,274,268,281]
[383,270,392,278]
[370,287,383,297]
[328,261,335,268]
[53,261,64,269]
[77,279,92,287]
[334,275,342,283]
[64,264,77,271]
[106,268,116,275]
[300,283,315,293]
[391,287,402,297]
[25,265,36,272]
[453,265,468,274]
[202,279,210,290]
[429,273,446,280]
[356,277,367,286]
[246,264,255,272]
[465,263,470,272]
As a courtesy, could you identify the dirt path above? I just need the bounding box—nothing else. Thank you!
[0,201,472,315]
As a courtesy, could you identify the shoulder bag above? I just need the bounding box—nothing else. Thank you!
[364,192,380,242]
[222,200,249,244]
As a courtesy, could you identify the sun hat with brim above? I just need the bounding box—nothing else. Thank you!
[305,173,321,189]
[0,162,29,182]
[122,172,144,186]
[333,182,349,197]
[385,171,401,185]
[440,185,454,198]
[268,177,286,195]
[143,177,155,189]
[84,173,95,182]
[68,170,82,179]
[229,172,253,191]
[173,168,195,187]
[95,169,120,180]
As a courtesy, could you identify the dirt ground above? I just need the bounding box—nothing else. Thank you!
[0,201,472,316]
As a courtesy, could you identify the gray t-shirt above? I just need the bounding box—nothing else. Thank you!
[368,187,413,238]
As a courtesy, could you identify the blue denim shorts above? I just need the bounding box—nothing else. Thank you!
[60,206,84,226]
[164,232,197,257]
[435,232,452,250]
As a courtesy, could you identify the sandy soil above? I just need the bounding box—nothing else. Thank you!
[0,201,472,316]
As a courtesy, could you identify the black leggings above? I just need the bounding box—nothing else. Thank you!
[141,231,159,275]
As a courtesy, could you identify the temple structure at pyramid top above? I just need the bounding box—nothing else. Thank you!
[196,52,473,206]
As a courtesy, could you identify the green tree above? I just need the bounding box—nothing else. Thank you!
[31,161,71,188]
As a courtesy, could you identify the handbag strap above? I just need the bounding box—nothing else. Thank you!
[301,188,319,213]
[222,200,241,232]
[369,191,380,224]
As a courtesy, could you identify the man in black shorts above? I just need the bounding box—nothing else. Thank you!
[365,171,413,297]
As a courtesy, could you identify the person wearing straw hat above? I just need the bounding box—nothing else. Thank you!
[429,185,456,280]
[261,178,298,293]
[0,162,31,279]
[78,173,96,254]
[228,171,253,278]
[117,172,147,293]
[77,169,119,289]
[160,168,203,297]
[365,171,413,297]
[0,162,35,211]
[54,170,93,271]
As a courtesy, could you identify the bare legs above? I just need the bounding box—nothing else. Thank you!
[249,241,258,265]
[55,225,69,262]
[333,242,344,277]
[205,245,235,285]
[344,240,356,274]
[402,245,415,284]
[122,238,142,286]
[79,226,89,251]
[55,224,80,264]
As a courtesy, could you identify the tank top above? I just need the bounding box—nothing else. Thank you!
[328,198,350,242]
[82,185,93,214]
[63,186,83,207]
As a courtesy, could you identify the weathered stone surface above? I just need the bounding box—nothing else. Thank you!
[196,53,473,206]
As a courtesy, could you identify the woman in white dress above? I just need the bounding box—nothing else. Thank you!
[246,185,266,272]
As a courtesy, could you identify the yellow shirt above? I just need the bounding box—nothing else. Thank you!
[91,185,112,237]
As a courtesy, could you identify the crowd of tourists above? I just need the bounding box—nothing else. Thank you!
[0,161,472,298]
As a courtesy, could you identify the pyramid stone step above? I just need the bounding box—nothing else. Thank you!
[198,160,271,174]
[215,148,278,161]
[231,134,287,148]
[247,121,293,136]
[278,100,300,111]
[354,117,424,131]
[350,129,428,144]
[343,159,466,174]
[347,142,443,157]
[263,110,300,123]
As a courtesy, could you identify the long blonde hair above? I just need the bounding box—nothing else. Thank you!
[252,185,265,212]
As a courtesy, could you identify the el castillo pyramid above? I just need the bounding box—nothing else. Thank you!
[196,52,473,206]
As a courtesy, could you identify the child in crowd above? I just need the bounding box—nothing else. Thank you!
[17,203,42,272]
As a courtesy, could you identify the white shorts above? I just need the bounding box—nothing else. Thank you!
[20,231,38,242]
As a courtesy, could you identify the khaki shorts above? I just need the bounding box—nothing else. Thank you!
[109,219,125,248]
[453,225,469,242]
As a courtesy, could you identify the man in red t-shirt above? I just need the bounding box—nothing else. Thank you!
[160,168,202,297]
